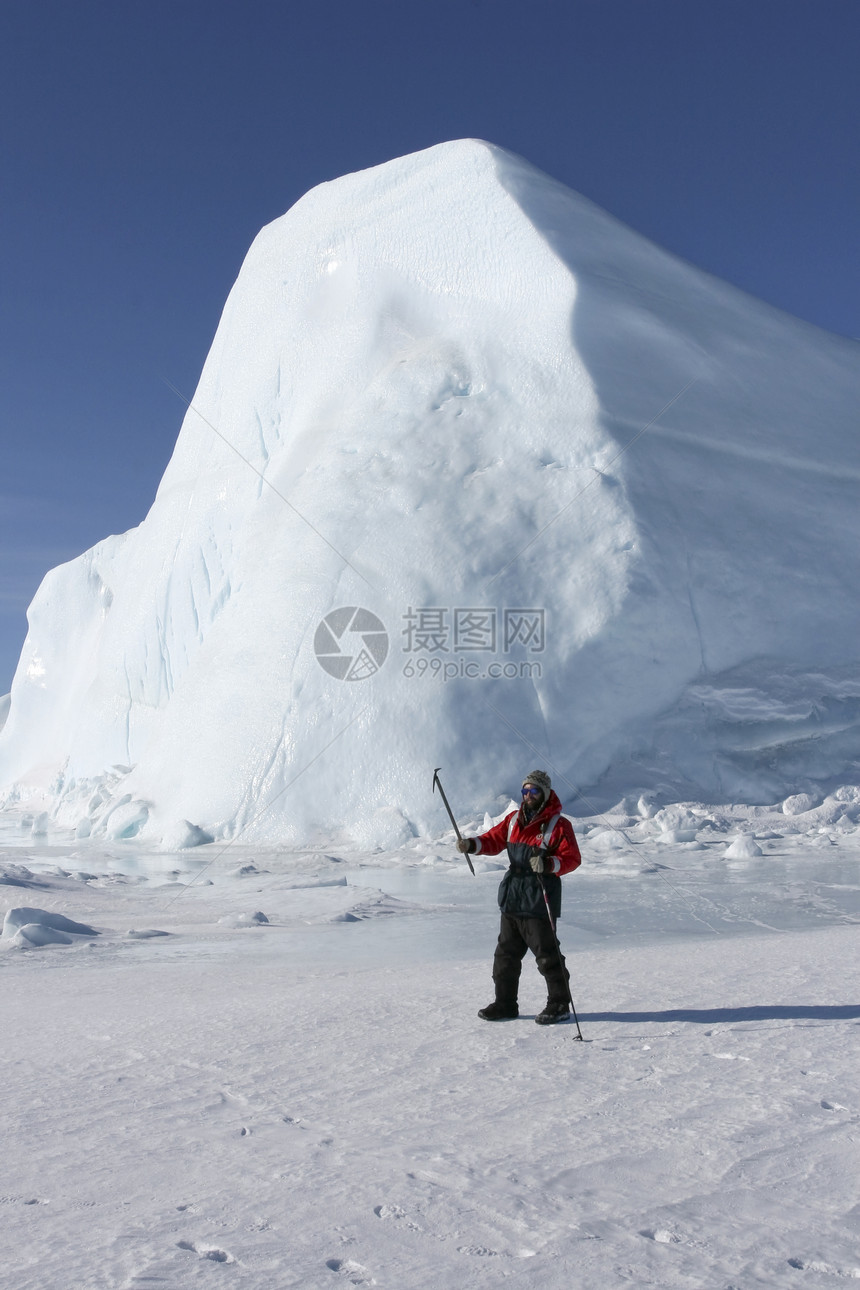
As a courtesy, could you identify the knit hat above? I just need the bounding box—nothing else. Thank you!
[522,769,552,802]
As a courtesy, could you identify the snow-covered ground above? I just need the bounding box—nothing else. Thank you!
[3,800,859,1289]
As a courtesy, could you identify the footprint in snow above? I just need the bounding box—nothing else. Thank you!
[457,1246,500,1257]
[326,1258,376,1284]
[788,1256,860,1276]
[374,1204,406,1220]
[215,1087,249,1108]
[177,1240,234,1263]
[373,1202,421,1230]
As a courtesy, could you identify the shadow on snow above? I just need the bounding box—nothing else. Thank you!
[579,1005,860,1024]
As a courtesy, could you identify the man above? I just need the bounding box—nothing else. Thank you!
[457,769,581,1024]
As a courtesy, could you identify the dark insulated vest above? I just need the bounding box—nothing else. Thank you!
[497,813,562,921]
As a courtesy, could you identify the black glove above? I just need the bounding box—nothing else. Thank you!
[457,838,476,854]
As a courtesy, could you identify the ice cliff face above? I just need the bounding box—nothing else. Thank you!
[2,140,859,846]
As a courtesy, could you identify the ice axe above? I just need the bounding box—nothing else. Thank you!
[432,768,475,875]
[538,874,584,1040]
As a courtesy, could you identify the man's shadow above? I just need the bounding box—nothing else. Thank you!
[580,1005,860,1024]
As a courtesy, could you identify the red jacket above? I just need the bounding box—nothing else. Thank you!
[474,790,581,875]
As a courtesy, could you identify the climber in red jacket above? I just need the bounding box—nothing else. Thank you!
[457,769,581,1024]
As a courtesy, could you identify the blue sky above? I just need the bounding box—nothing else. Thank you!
[2,0,858,691]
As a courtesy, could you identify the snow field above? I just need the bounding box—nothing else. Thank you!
[2,837,859,1289]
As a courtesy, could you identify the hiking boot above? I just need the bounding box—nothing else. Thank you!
[478,1001,519,1021]
[535,1000,570,1025]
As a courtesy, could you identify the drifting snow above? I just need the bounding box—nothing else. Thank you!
[1,140,859,846]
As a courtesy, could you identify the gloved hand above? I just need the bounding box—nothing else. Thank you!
[529,853,549,873]
[457,838,476,854]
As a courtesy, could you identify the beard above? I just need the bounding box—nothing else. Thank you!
[522,795,544,820]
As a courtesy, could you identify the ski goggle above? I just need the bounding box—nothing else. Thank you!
[521,785,543,797]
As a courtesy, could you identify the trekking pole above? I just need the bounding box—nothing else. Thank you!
[432,768,475,875]
[539,875,583,1040]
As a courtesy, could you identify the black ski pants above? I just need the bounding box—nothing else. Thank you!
[492,912,570,1006]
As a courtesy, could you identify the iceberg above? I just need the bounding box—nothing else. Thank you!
[1,140,858,844]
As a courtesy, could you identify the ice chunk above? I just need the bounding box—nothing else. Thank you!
[2,907,99,938]
[12,923,73,947]
[104,799,149,839]
[31,812,49,836]
[724,834,763,859]
[0,864,44,889]
[783,793,818,816]
[158,819,214,850]
[217,911,269,928]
